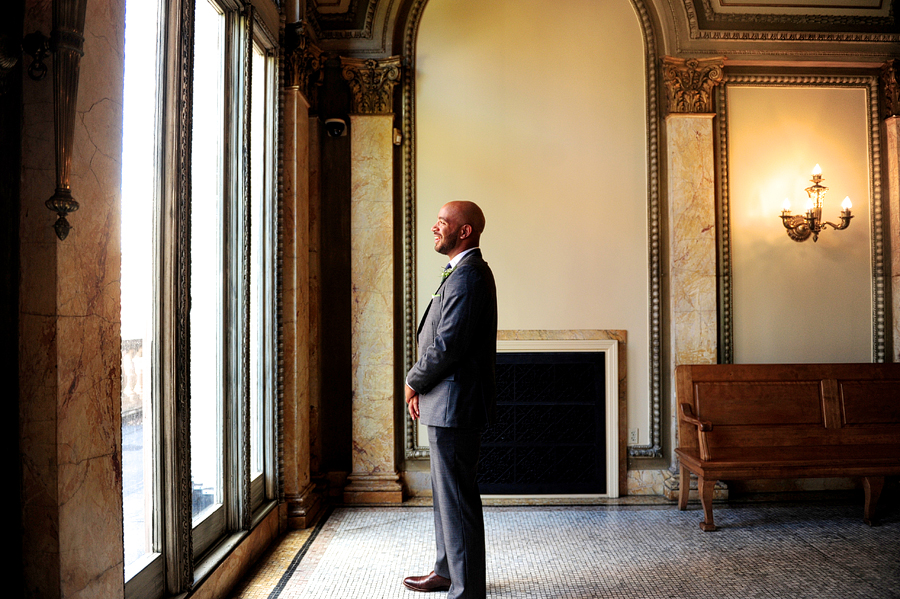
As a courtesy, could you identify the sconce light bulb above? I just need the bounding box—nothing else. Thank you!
[841,196,852,210]
[812,164,822,176]
[805,198,814,211]
[782,198,791,211]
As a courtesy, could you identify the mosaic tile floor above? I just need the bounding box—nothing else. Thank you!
[230,497,899,599]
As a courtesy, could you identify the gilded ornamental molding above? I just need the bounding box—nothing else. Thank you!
[716,74,888,365]
[340,56,401,114]
[284,21,324,106]
[661,56,725,115]
[681,0,899,43]
[881,60,900,119]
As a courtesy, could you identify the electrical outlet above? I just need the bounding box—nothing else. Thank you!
[629,428,639,444]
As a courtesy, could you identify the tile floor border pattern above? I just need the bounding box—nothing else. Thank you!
[265,507,335,599]
[237,499,900,599]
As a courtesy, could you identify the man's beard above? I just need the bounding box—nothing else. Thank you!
[434,232,459,255]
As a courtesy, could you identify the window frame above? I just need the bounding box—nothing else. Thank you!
[247,18,280,513]
[122,0,282,596]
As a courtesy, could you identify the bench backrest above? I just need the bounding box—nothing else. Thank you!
[676,363,900,452]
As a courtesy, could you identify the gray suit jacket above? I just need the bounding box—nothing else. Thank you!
[407,249,498,429]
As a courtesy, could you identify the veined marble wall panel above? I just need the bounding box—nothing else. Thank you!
[19,1,60,590]
[19,0,126,596]
[887,117,900,362]
[667,114,718,367]
[348,114,399,480]
[282,88,319,525]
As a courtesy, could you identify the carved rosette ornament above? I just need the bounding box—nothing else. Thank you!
[284,21,324,107]
[662,56,725,115]
[880,60,900,119]
[340,56,401,115]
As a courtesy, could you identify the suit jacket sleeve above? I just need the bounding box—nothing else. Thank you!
[406,263,486,395]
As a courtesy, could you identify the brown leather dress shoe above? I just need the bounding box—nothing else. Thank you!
[402,571,451,592]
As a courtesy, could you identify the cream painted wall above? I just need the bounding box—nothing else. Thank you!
[728,86,873,363]
[415,0,651,436]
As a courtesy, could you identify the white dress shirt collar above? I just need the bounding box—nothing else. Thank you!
[448,247,479,269]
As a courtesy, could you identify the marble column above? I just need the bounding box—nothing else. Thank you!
[662,57,723,376]
[667,113,718,367]
[282,24,324,527]
[341,57,404,504]
[19,0,125,596]
[881,61,900,363]
[661,57,724,500]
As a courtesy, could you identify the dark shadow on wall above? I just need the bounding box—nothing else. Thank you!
[3,1,25,595]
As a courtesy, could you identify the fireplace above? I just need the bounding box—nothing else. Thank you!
[477,338,620,497]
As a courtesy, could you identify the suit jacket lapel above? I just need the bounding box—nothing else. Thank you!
[417,275,446,336]
[417,250,483,337]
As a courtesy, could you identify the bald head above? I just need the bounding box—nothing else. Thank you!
[432,201,486,259]
[445,201,485,237]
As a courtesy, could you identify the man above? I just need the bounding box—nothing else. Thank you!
[403,201,498,599]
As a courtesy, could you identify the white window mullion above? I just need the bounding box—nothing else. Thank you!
[189,0,227,560]
[248,21,275,514]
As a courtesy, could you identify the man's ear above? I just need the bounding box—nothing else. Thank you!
[460,224,472,239]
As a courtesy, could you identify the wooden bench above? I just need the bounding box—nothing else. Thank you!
[675,363,900,531]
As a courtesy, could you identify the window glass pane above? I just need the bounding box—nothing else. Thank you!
[190,0,225,524]
[249,43,267,478]
[121,0,162,572]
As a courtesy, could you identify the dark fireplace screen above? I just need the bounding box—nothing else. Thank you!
[477,352,606,494]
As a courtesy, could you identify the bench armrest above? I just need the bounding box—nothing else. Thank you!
[680,403,713,432]
[679,403,713,461]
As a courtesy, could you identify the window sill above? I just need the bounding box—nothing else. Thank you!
[192,500,280,590]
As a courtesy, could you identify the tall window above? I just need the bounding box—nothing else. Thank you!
[120,0,163,577]
[189,0,226,555]
[249,39,277,508]
[120,0,279,596]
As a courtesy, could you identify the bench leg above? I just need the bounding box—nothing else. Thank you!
[678,464,689,511]
[698,477,717,532]
[863,476,884,526]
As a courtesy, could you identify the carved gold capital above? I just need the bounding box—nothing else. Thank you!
[880,59,900,119]
[661,56,725,115]
[285,21,324,104]
[341,56,401,115]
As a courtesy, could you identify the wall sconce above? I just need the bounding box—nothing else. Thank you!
[18,1,88,240]
[779,164,852,242]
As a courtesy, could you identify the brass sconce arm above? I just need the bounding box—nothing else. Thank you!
[823,212,853,231]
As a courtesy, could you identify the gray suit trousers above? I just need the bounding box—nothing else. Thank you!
[428,425,486,599]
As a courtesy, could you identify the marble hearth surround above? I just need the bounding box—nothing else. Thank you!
[403,330,628,498]
[496,330,628,499]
